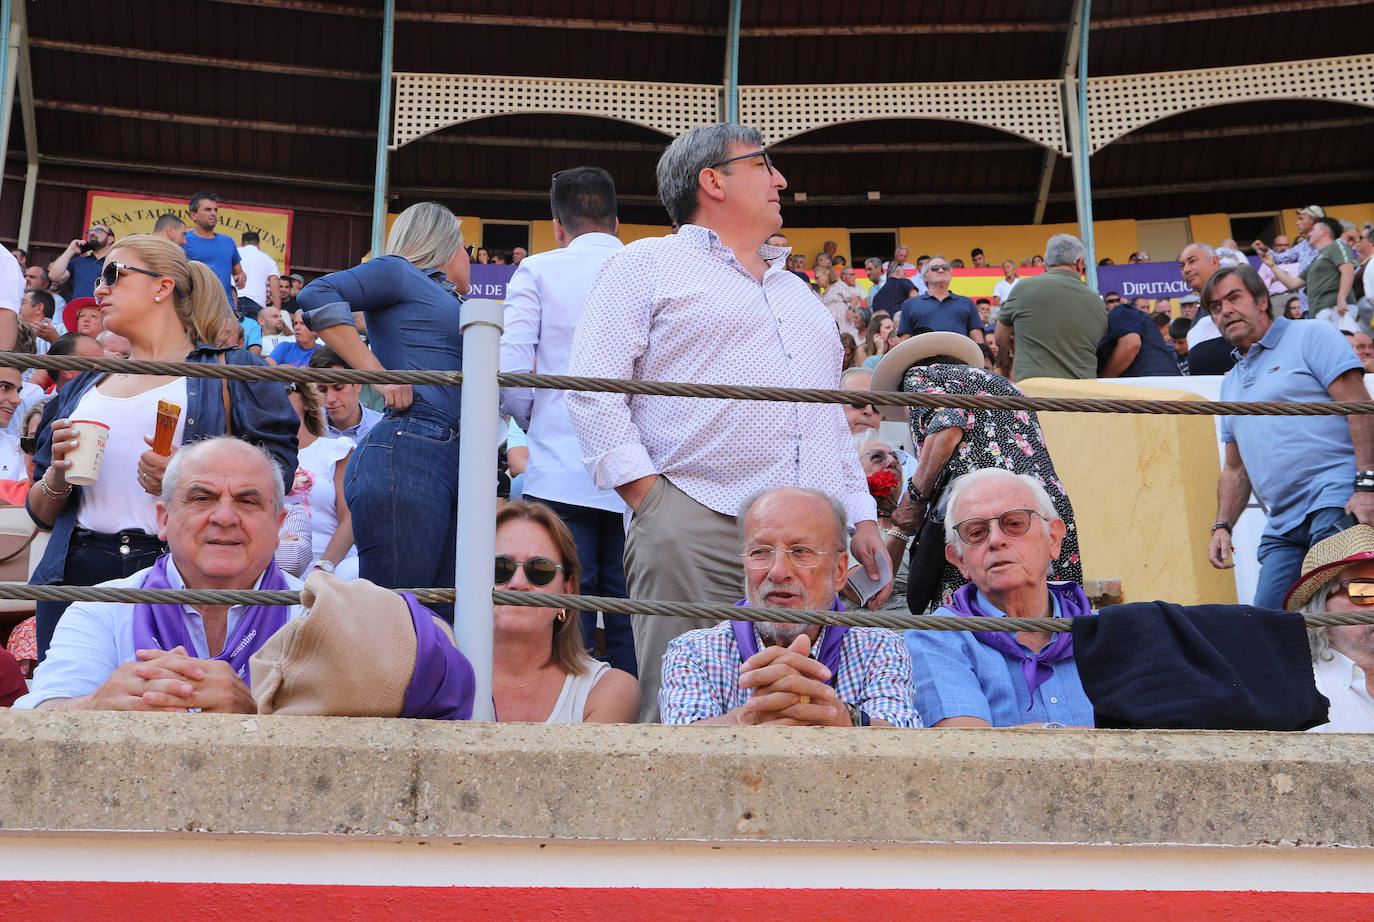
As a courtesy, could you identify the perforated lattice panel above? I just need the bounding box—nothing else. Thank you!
[739,81,1067,153]
[1088,54,1374,152]
[391,74,720,149]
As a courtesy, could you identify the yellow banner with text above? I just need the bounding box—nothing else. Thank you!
[83,191,294,274]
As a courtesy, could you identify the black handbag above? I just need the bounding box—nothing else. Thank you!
[904,493,947,615]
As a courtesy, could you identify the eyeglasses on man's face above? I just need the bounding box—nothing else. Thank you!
[708,149,775,175]
[742,545,841,570]
[952,509,1044,546]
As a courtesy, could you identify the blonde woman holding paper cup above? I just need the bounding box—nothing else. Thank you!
[27,234,298,663]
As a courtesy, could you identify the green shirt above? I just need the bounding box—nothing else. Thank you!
[997,267,1108,380]
[1300,240,1354,314]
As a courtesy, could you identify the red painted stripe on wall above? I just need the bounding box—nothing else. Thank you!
[2,883,1372,920]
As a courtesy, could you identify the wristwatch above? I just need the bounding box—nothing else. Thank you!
[312,560,336,574]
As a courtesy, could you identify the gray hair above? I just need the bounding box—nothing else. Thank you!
[385,201,464,271]
[1044,234,1085,268]
[1181,242,1217,262]
[852,428,888,452]
[923,254,947,278]
[1340,219,1356,233]
[1302,583,1335,664]
[840,366,873,389]
[865,256,883,270]
[944,468,1058,548]
[655,123,764,227]
[161,436,286,514]
[738,486,848,552]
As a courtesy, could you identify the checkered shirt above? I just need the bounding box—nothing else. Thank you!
[658,621,920,727]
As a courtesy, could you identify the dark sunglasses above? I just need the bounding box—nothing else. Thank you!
[19,436,37,454]
[1334,579,1374,606]
[849,401,879,412]
[926,264,952,272]
[495,555,566,587]
[100,261,162,289]
[953,509,1043,546]
[708,148,775,174]
[1105,297,1122,305]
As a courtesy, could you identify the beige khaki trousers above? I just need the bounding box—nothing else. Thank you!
[624,476,746,723]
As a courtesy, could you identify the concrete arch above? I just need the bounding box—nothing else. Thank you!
[391,73,719,150]
[1087,53,1374,152]
[739,81,1068,154]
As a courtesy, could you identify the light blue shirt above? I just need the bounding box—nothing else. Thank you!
[1219,317,1362,535]
[905,592,1095,727]
[327,403,382,446]
[13,562,302,708]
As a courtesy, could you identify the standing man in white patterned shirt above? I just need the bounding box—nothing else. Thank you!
[566,123,890,722]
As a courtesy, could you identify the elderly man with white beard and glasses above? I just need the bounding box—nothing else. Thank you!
[657,487,917,727]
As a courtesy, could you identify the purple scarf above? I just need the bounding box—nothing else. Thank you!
[944,581,1090,709]
[131,554,293,684]
[731,596,849,678]
[400,593,475,721]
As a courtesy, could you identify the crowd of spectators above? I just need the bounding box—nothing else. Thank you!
[0,127,1370,733]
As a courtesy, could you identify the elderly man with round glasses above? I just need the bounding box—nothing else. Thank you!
[1283,525,1374,733]
[657,486,916,727]
[905,467,1094,728]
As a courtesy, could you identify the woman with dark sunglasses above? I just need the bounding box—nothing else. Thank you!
[491,501,639,723]
[298,202,469,622]
[26,234,298,662]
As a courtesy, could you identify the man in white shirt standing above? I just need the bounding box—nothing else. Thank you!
[566,123,890,721]
[500,167,637,678]
[235,230,280,313]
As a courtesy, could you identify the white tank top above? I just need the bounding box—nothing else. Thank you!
[545,659,610,724]
[74,378,188,535]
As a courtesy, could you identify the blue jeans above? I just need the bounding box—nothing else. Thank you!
[345,405,459,622]
[1254,506,1348,610]
[35,528,167,663]
[526,495,636,677]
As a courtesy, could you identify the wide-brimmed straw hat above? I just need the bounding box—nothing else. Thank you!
[1282,524,1374,610]
[869,331,985,422]
[251,570,474,719]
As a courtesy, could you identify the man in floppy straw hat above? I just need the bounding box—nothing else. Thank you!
[1283,524,1374,733]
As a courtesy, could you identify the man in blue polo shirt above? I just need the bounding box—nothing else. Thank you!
[1204,264,1374,608]
[895,255,983,343]
[183,191,245,305]
[1097,291,1182,377]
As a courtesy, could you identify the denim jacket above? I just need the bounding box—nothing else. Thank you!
[27,344,299,587]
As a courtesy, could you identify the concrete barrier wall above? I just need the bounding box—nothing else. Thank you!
[2,714,1371,914]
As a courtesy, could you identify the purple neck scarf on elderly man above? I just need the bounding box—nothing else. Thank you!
[731,596,849,677]
[131,554,294,683]
[944,581,1090,709]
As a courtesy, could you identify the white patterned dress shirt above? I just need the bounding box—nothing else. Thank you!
[565,224,876,526]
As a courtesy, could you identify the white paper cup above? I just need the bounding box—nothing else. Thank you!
[65,420,111,486]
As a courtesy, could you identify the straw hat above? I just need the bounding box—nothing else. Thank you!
[869,331,985,422]
[251,570,474,720]
[1282,525,1374,610]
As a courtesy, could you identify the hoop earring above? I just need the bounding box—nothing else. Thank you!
[555,608,568,622]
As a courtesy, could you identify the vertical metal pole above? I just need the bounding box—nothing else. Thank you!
[370,0,395,258]
[0,0,14,204]
[724,0,741,122]
[455,298,504,721]
[1068,0,1097,290]
[13,0,35,248]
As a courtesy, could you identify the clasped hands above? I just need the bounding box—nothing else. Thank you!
[88,646,255,713]
[725,633,851,727]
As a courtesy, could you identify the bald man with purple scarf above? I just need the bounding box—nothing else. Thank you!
[658,487,916,727]
[905,468,1094,728]
[15,438,302,711]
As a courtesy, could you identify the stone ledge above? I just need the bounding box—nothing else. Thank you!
[1,711,1371,848]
